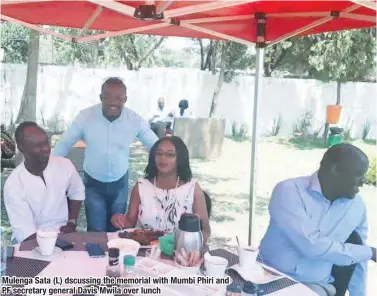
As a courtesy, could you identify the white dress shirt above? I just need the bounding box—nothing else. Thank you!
[4,156,85,243]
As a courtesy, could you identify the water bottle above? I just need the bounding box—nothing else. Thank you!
[1,227,7,276]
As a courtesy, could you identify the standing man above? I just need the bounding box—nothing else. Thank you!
[52,77,158,232]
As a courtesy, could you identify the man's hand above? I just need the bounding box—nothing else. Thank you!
[372,247,376,262]
[60,222,76,234]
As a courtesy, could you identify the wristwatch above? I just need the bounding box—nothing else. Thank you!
[68,219,77,226]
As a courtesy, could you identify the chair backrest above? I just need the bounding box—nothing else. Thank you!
[203,191,212,218]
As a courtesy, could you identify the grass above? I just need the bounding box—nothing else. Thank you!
[276,137,325,150]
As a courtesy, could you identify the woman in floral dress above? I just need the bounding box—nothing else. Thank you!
[111,136,211,242]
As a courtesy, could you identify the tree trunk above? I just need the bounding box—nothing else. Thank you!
[209,43,227,117]
[204,40,214,71]
[199,39,205,70]
[323,81,342,145]
[211,41,219,75]
[336,81,341,105]
[15,30,39,125]
[135,36,166,70]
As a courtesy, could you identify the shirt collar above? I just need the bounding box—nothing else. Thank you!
[309,171,322,194]
[309,171,349,204]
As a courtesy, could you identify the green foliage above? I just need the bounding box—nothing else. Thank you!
[271,115,283,136]
[343,117,354,141]
[221,41,254,83]
[1,22,30,63]
[292,112,312,135]
[362,119,373,140]
[53,28,105,66]
[231,121,249,142]
[312,125,324,140]
[308,28,376,83]
[366,157,376,186]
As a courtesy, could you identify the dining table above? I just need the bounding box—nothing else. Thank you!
[4,231,317,296]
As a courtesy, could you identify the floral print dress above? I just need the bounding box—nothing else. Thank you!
[135,177,196,233]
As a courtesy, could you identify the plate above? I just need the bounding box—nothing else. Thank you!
[227,264,283,284]
[32,246,63,261]
[117,228,164,248]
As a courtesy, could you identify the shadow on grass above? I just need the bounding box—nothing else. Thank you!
[209,193,270,223]
[363,139,377,146]
[194,173,236,186]
[277,137,325,150]
[211,214,235,223]
[210,236,232,249]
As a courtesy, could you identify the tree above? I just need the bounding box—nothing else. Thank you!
[308,28,376,141]
[53,28,106,67]
[105,34,166,70]
[1,22,29,63]
[14,29,40,127]
[209,41,254,117]
[197,39,216,71]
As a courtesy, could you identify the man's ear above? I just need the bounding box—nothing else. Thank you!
[17,143,24,154]
[99,94,103,102]
[124,96,128,104]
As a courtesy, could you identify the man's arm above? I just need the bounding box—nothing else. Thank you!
[137,117,158,151]
[4,182,37,243]
[60,160,85,233]
[52,113,85,157]
[348,204,371,296]
[270,181,373,266]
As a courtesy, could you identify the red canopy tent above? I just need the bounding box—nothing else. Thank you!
[1,0,376,244]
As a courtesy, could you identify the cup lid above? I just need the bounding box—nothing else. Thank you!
[123,255,135,266]
[108,248,119,258]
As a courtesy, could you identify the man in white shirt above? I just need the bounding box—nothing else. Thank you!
[4,122,85,243]
[148,97,173,138]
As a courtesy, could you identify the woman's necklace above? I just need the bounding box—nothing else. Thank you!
[153,176,180,231]
[153,176,180,197]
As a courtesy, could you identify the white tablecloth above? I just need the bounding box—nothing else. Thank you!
[11,233,317,296]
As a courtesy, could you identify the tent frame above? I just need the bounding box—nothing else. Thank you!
[1,0,376,245]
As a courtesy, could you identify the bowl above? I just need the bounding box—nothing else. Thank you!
[107,238,140,258]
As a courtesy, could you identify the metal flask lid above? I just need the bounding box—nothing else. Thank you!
[178,213,202,232]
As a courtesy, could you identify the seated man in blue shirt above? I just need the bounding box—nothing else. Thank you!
[259,143,376,296]
[52,77,158,232]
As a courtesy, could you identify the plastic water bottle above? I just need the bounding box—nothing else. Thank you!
[122,255,137,278]
[1,227,7,276]
[120,255,137,289]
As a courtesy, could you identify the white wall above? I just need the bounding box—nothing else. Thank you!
[1,64,376,139]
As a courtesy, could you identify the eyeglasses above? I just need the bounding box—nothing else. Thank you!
[155,150,176,158]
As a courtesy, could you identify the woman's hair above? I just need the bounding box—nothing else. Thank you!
[203,191,212,218]
[144,136,192,182]
[178,99,189,116]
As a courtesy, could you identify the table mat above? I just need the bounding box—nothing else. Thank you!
[19,232,109,252]
[209,249,297,295]
[4,256,50,277]
[2,257,51,296]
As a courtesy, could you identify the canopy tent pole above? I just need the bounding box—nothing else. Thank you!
[248,13,266,246]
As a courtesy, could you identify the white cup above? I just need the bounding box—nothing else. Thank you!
[237,245,259,270]
[36,230,58,256]
[204,255,228,278]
